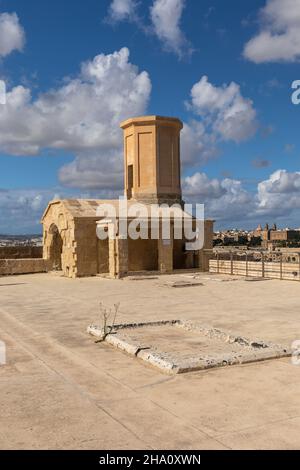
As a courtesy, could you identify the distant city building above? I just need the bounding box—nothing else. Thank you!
[213,229,260,247]
[214,223,300,250]
[250,223,300,249]
[0,235,42,247]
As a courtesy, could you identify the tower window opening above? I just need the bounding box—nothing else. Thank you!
[128,165,133,199]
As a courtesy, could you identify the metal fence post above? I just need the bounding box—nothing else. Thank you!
[230,252,233,275]
[262,253,265,278]
[246,252,248,277]
[217,251,220,274]
[280,253,283,281]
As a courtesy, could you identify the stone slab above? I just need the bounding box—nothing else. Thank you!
[88,320,291,375]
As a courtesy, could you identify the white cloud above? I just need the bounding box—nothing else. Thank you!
[4,170,300,233]
[59,152,124,190]
[244,0,300,63]
[208,178,254,222]
[183,172,226,199]
[182,76,257,168]
[107,0,138,22]
[150,0,190,57]
[257,170,300,216]
[183,172,254,223]
[0,189,56,233]
[0,185,125,233]
[0,48,151,189]
[182,169,300,227]
[106,0,191,57]
[0,12,25,58]
[181,120,219,167]
[187,76,257,143]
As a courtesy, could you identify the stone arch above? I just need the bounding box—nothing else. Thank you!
[48,224,63,271]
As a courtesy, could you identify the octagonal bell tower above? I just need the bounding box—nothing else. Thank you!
[120,115,183,205]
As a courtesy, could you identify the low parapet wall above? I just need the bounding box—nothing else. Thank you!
[210,259,300,281]
[0,258,48,276]
[0,246,43,259]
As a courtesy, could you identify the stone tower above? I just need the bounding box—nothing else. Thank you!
[120,115,183,205]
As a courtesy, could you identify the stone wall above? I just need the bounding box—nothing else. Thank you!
[158,236,173,273]
[128,236,158,271]
[109,237,129,278]
[0,258,48,276]
[210,259,300,281]
[43,202,78,278]
[0,246,42,259]
[199,249,213,272]
[74,218,98,277]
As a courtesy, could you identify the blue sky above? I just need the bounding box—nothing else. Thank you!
[0,0,300,233]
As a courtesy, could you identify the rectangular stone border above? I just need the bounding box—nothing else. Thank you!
[87,320,291,375]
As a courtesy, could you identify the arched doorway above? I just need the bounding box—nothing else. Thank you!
[49,224,63,271]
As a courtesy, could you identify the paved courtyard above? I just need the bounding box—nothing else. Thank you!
[1,272,300,449]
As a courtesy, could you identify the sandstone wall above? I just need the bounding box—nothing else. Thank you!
[74,218,98,277]
[43,202,77,278]
[0,258,48,276]
[0,246,42,259]
[210,259,300,281]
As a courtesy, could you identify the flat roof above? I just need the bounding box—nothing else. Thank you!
[120,115,183,129]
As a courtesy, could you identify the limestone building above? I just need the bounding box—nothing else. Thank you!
[42,116,214,278]
[254,222,300,249]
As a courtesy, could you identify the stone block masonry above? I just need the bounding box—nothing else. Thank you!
[41,116,215,279]
[0,246,43,259]
[0,258,48,276]
[210,259,300,281]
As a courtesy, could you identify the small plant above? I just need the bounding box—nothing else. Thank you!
[96,302,120,343]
